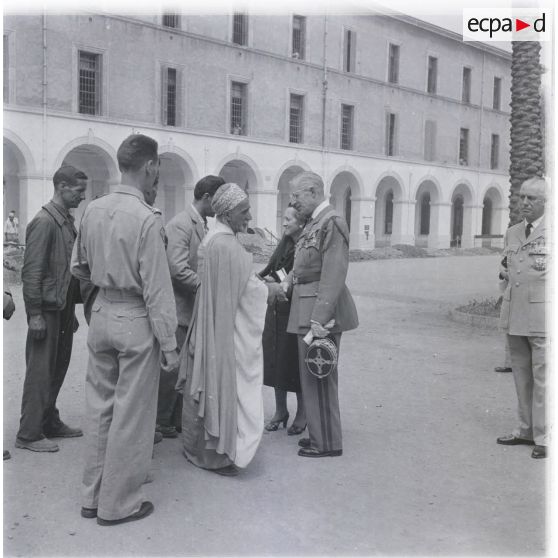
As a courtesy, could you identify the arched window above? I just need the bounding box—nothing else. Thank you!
[384,191,394,234]
[419,192,430,235]
[482,197,492,235]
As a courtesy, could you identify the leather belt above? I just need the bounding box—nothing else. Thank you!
[292,272,321,285]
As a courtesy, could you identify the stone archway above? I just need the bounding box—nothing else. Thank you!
[374,175,404,247]
[61,144,119,224]
[414,180,440,247]
[3,138,28,239]
[158,152,195,224]
[481,186,506,240]
[450,182,474,248]
[329,171,360,235]
[275,165,306,237]
[218,159,260,225]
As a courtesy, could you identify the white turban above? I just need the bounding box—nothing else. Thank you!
[211,183,248,216]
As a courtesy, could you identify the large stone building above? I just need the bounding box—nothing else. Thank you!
[3,11,511,248]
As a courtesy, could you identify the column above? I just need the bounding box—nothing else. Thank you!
[391,200,416,245]
[349,197,374,250]
[429,202,452,249]
[249,189,277,237]
[462,204,482,248]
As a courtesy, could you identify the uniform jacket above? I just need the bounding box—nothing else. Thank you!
[499,217,547,336]
[22,201,80,315]
[165,205,205,327]
[287,204,358,335]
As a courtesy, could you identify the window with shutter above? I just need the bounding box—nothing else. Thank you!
[388,44,399,84]
[292,16,306,59]
[341,104,354,150]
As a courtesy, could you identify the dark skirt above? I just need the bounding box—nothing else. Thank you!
[262,299,301,392]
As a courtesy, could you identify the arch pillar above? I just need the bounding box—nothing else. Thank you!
[349,197,374,249]
[466,204,484,247]
[391,199,416,245]
[429,202,452,248]
[249,189,277,233]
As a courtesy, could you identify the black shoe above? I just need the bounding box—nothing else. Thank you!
[298,447,342,458]
[3,450,11,460]
[298,437,311,448]
[156,424,178,438]
[532,445,547,459]
[212,465,240,477]
[494,366,512,373]
[97,501,154,526]
[81,507,98,519]
[287,424,307,436]
[497,435,535,446]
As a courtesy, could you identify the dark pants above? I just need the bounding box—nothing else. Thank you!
[156,325,187,429]
[17,300,76,441]
[297,333,342,452]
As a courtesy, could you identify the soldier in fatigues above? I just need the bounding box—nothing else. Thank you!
[497,177,548,459]
[286,172,358,458]
[71,134,179,524]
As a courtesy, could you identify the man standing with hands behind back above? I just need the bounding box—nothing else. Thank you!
[72,134,179,525]
[497,177,548,459]
[286,171,358,458]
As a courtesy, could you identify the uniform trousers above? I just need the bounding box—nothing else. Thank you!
[508,334,547,446]
[82,290,160,521]
[156,325,187,429]
[296,333,342,452]
[17,292,76,441]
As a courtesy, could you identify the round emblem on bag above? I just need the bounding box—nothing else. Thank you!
[305,337,338,379]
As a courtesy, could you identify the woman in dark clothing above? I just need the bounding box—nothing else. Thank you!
[259,206,306,435]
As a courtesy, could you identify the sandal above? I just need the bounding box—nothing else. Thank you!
[265,413,289,432]
[287,423,307,436]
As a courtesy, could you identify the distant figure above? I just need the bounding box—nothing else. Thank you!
[496,177,548,459]
[177,183,278,476]
[16,166,87,453]
[260,206,307,436]
[71,134,179,525]
[156,174,225,439]
[4,210,19,244]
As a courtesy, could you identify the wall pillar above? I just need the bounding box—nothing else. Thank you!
[462,204,481,248]
[349,196,374,249]
[391,199,416,245]
[429,202,452,248]
[250,189,277,237]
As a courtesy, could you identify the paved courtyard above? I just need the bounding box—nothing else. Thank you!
[3,254,546,556]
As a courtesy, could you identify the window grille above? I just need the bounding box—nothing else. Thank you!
[388,44,399,84]
[385,112,396,156]
[233,13,248,45]
[341,104,354,150]
[289,94,304,143]
[427,56,437,94]
[166,68,177,126]
[462,67,471,103]
[162,14,180,28]
[459,128,469,166]
[230,82,246,135]
[343,29,356,72]
[490,134,499,169]
[292,16,306,59]
[493,77,501,110]
[79,51,100,115]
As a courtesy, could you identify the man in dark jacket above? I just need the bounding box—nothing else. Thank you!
[15,165,87,453]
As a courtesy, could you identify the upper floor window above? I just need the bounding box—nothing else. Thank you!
[385,112,397,156]
[79,51,101,115]
[289,94,304,143]
[388,44,399,84]
[459,127,469,166]
[292,15,306,59]
[232,13,248,46]
[427,56,438,94]
[490,134,500,169]
[493,77,502,110]
[462,67,471,103]
[162,13,180,28]
[230,81,247,135]
[162,67,179,126]
[424,120,437,162]
[340,104,354,150]
[343,29,356,73]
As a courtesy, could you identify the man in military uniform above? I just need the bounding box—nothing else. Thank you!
[286,171,358,458]
[156,174,225,438]
[497,177,548,459]
[71,134,179,525]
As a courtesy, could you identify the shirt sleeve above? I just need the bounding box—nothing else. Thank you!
[138,214,178,352]
[70,214,91,283]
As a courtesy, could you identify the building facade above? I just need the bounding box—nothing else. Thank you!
[3,11,511,248]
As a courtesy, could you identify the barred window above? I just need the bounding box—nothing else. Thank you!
[424,120,436,162]
[388,44,399,84]
[493,77,501,110]
[289,94,304,143]
[79,51,101,115]
[427,56,437,94]
[232,13,248,45]
[230,81,247,135]
[166,68,177,126]
[341,104,354,150]
[292,15,306,59]
[385,112,397,156]
[162,13,180,28]
[490,134,500,169]
[343,29,356,72]
[462,67,471,103]
[459,128,469,166]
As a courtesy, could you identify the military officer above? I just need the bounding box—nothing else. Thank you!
[497,177,548,459]
[285,171,358,458]
[71,134,179,525]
